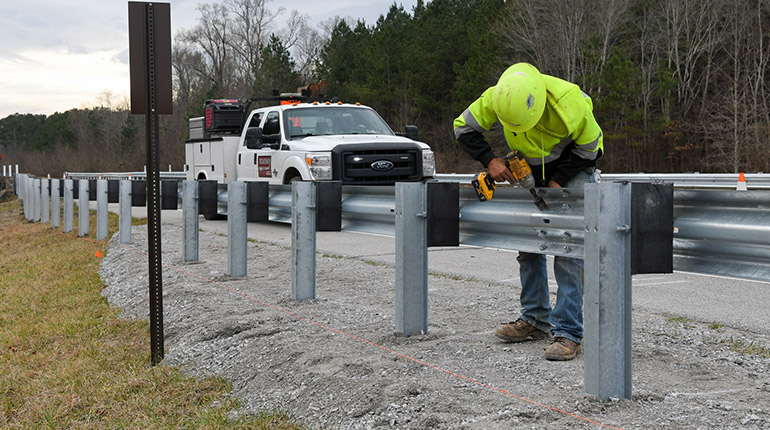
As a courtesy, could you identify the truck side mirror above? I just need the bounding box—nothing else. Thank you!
[245,127,264,149]
[405,125,419,141]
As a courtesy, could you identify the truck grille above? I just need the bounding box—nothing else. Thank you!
[333,144,423,184]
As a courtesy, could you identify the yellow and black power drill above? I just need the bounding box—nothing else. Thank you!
[472,151,548,211]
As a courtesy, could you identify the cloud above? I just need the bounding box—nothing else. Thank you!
[0,0,421,118]
[112,48,130,65]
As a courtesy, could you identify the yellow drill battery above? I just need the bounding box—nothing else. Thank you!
[472,171,496,201]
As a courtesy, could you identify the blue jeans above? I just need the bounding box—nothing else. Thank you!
[517,169,594,344]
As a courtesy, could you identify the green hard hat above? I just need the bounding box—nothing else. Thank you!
[492,63,546,133]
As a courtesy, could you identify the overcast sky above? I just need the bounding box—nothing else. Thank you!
[0,0,420,118]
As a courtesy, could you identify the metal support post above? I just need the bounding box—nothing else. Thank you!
[119,180,132,244]
[395,182,429,337]
[78,179,89,236]
[17,173,23,199]
[33,178,41,222]
[41,179,50,224]
[51,179,60,228]
[227,181,247,277]
[97,180,108,240]
[64,180,74,233]
[182,180,199,262]
[21,175,29,220]
[584,181,633,401]
[291,181,316,300]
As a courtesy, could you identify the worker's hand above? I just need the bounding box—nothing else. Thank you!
[487,158,516,184]
[547,180,562,188]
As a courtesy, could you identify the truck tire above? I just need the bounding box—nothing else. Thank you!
[285,171,302,184]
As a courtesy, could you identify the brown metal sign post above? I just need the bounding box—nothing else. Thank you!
[128,1,172,365]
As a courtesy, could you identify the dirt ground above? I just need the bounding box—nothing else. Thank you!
[100,223,770,430]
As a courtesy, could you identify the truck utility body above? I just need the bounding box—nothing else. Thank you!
[185,100,435,186]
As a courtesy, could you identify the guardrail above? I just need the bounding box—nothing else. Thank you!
[15,172,770,282]
[256,184,768,282]
[435,172,770,189]
[65,171,770,189]
[11,172,770,402]
[64,171,187,181]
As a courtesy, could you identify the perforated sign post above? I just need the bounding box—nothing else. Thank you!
[129,1,172,365]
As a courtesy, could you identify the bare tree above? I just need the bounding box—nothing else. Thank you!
[282,11,325,80]
[654,0,725,116]
[178,4,235,93]
[226,0,284,93]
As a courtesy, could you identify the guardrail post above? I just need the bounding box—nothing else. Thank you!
[64,180,74,232]
[51,179,60,228]
[584,181,632,401]
[33,178,41,222]
[291,181,316,300]
[41,179,50,224]
[182,180,199,262]
[97,180,108,240]
[78,179,89,236]
[20,174,28,220]
[395,182,429,337]
[118,180,131,243]
[227,181,247,277]
[119,180,132,244]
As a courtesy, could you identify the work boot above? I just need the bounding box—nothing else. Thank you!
[544,337,582,361]
[495,318,548,342]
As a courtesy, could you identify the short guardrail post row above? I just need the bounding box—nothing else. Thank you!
[119,180,132,244]
[64,180,74,233]
[395,182,429,337]
[78,179,89,237]
[182,180,199,262]
[227,181,248,277]
[41,179,50,224]
[51,179,60,228]
[583,181,633,401]
[291,181,317,300]
[97,180,109,241]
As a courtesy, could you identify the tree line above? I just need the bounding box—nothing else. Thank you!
[2,0,769,177]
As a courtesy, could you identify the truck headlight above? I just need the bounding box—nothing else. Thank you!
[422,150,436,177]
[305,152,332,180]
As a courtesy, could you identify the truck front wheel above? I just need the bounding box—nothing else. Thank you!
[284,171,302,184]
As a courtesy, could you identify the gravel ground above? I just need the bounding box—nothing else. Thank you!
[100,224,770,430]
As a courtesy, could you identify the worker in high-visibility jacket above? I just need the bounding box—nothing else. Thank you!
[454,62,603,361]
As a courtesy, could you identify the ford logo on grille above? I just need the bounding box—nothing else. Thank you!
[371,160,394,171]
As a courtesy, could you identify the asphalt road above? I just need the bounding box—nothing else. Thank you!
[111,204,770,338]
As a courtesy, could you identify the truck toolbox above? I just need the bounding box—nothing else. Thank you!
[204,99,244,134]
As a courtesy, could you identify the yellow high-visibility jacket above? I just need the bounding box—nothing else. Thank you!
[454,75,603,186]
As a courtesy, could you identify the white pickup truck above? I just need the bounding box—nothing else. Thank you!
[184,99,435,185]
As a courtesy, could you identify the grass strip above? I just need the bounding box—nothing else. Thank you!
[0,199,304,429]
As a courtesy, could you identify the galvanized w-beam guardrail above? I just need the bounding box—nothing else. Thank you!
[27,172,770,281]
[435,172,770,189]
[11,172,770,402]
[255,181,768,283]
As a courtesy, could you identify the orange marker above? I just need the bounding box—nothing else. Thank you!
[95,251,103,258]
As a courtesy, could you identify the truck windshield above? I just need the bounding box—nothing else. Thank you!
[284,106,394,138]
